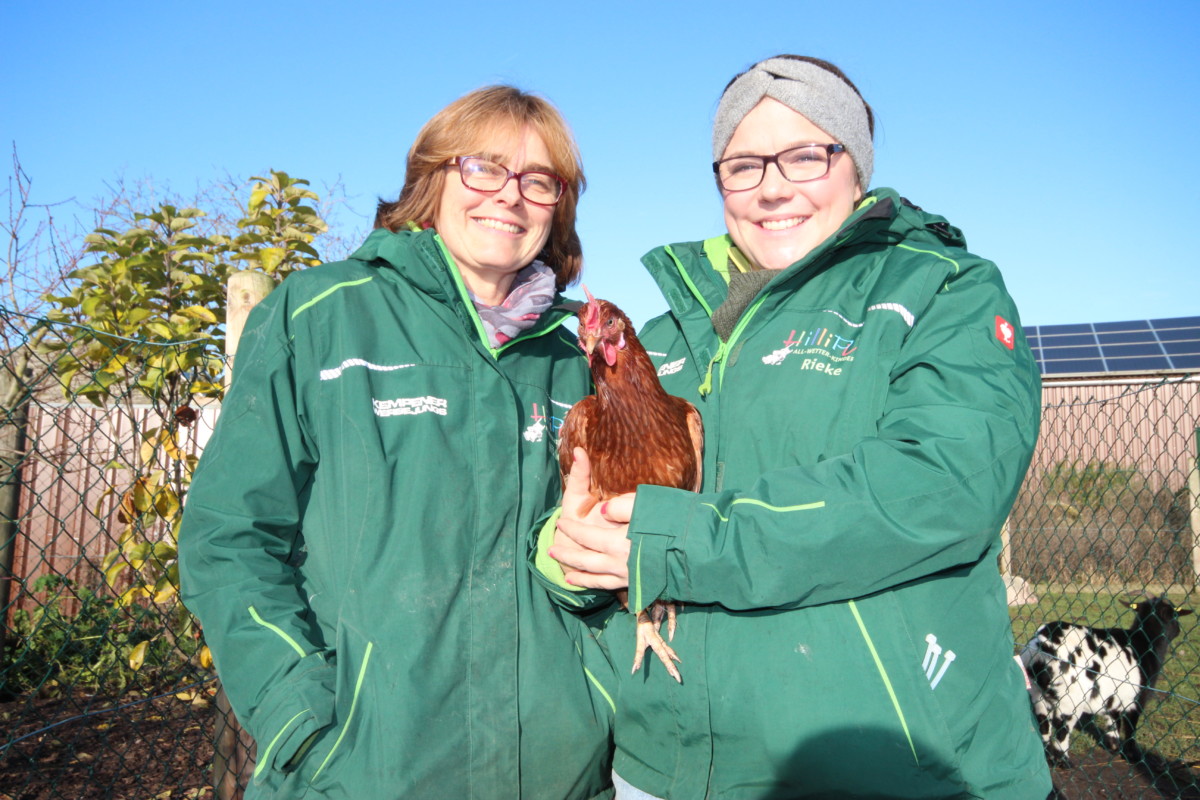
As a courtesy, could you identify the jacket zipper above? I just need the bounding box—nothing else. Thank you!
[685,195,888,395]
[847,600,919,766]
[696,294,770,397]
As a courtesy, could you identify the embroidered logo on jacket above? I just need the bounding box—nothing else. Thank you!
[320,359,416,381]
[523,400,571,443]
[645,350,686,378]
[372,396,447,417]
[657,357,686,377]
[995,316,1015,350]
[922,633,956,690]
[760,306,915,375]
[763,327,857,375]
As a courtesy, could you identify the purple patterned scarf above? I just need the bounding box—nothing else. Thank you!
[469,260,557,348]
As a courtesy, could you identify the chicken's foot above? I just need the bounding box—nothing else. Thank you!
[632,600,681,683]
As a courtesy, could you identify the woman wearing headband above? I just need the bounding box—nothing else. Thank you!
[544,56,1053,798]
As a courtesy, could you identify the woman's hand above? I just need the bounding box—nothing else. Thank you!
[550,448,635,590]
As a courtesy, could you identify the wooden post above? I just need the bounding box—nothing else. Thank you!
[224,271,275,390]
[1191,428,1200,588]
[213,270,274,799]
[999,516,1012,578]
[214,685,258,800]
[0,370,30,666]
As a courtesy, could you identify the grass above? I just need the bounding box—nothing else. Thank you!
[1010,588,1200,764]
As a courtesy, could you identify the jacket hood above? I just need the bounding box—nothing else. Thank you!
[350,227,457,303]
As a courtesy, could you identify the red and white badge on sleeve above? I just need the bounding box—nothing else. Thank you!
[995,316,1015,350]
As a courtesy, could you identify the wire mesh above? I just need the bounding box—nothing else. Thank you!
[0,308,247,800]
[1009,375,1200,796]
[2,305,1199,798]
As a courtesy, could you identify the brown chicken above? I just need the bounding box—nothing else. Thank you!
[558,288,704,683]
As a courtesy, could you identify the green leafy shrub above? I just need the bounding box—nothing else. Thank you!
[28,171,329,678]
[1009,460,1192,586]
[0,574,198,700]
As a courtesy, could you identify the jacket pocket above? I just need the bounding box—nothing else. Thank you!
[699,603,972,798]
[284,622,375,797]
[841,595,972,793]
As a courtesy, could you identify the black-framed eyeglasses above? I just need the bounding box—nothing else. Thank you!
[713,144,847,192]
[449,156,567,206]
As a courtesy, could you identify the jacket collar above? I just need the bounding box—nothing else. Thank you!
[349,227,456,302]
[348,227,574,352]
[642,187,964,323]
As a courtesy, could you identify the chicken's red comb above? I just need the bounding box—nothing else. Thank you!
[582,284,601,330]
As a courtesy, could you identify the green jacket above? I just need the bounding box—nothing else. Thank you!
[179,228,615,800]
[541,190,1051,798]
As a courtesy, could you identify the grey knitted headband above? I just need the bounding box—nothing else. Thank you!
[713,58,873,190]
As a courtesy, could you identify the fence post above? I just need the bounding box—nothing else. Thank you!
[999,516,1012,578]
[212,270,275,800]
[213,682,258,800]
[1191,428,1200,587]
[224,271,275,391]
[0,370,30,666]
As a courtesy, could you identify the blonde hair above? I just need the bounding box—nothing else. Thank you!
[375,85,586,290]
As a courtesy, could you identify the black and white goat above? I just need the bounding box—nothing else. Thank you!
[1019,596,1192,765]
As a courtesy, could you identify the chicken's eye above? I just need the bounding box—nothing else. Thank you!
[605,317,615,327]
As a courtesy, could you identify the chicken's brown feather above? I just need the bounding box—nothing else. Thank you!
[560,298,703,500]
[558,296,701,683]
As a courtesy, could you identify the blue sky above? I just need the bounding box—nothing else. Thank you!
[3,0,1198,329]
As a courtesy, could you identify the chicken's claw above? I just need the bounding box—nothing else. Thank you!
[631,600,682,683]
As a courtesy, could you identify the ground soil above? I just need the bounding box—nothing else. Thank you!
[0,689,218,800]
[3,691,1200,799]
[1050,749,1200,800]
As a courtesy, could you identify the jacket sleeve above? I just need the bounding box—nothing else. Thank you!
[528,508,622,613]
[627,257,1041,612]
[178,293,334,776]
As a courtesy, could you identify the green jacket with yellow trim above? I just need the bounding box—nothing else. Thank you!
[178,228,615,800]
[540,189,1051,798]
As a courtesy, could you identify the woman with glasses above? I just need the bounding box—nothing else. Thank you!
[179,86,615,800]
[544,56,1053,798]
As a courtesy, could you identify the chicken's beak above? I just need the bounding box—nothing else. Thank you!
[578,332,598,364]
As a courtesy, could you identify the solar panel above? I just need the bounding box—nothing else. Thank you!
[1024,316,1200,375]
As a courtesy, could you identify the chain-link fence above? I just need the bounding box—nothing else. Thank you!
[1009,374,1200,796]
[0,307,248,800]
[2,304,1199,798]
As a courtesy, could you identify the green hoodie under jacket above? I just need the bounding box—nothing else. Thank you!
[179,228,615,800]
[536,189,1052,799]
